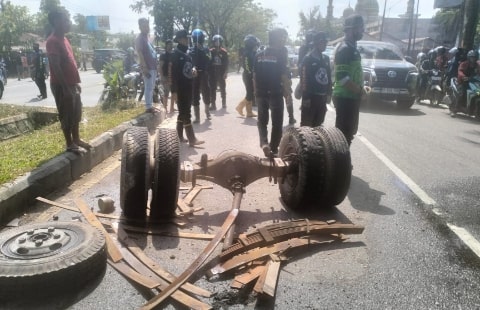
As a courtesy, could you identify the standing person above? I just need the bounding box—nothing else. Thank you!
[189,28,211,123]
[332,14,365,146]
[32,43,47,99]
[299,31,332,127]
[452,49,480,115]
[253,28,291,157]
[209,35,229,110]
[159,39,176,113]
[135,17,158,113]
[235,34,258,117]
[170,29,204,147]
[46,8,90,154]
[15,52,23,80]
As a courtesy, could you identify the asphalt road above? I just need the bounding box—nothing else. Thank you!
[0,69,105,107]
[3,73,480,309]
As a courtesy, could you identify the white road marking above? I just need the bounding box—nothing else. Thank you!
[356,131,480,259]
[356,133,436,205]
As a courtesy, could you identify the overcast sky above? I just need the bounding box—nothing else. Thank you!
[18,0,437,36]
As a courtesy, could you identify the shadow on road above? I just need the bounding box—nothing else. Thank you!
[360,101,426,116]
[348,175,394,215]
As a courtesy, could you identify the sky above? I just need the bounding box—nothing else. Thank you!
[17,0,438,36]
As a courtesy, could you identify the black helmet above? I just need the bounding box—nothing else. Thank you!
[268,28,288,46]
[436,46,446,55]
[244,34,259,49]
[191,28,205,44]
[212,34,223,44]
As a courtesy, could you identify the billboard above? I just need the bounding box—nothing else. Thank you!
[86,16,110,31]
[433,0,464,8]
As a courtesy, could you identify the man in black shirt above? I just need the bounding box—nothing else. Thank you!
[170,30,204,146]
[189,29,211,123]
[254,28,291,157]
[32,43,47,99]
[209,35,229,109]
[160,40,176,113]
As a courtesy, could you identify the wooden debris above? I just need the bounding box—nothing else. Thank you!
[182,185,212,206]
[262,255,281,297]
[113,224,212,298]
[140,206,241,310]
[231,265,266,289]
[108,260,158,289]
[74,197,123,263]
[120,223,216,240]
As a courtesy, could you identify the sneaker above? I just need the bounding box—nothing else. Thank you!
[262,144,271,157]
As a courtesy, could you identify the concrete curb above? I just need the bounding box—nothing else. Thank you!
[0,109,165,225]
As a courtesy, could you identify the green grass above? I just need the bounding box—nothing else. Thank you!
[0,104,145,185]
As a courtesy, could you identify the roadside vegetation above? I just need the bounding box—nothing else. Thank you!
[0,103,144,185]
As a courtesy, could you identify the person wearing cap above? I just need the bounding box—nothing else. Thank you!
[170,29,204,146]
[253,27,291,157]
[332,14,366,146]
[298,31,332,127]
[135,18,158,113]
[159,39,176,113]
[209,35,229,110]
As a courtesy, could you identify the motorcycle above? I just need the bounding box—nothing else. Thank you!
[124,64,143,100]
[446,75,480,120]
[0,59,7,99]
[424,69,444,106]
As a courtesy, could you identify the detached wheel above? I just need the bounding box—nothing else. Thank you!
[120,126,150,220]
[314,126,352,206]
[278,127,327,209]
[150,127,180,219]
[0,222,106,300]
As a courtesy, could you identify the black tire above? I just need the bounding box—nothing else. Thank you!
[278,127,327,210]
[120,126,150,220]
[314,126,352,206]
[150,127,180,219]
[397,98,415,109]
[0,221,106,300]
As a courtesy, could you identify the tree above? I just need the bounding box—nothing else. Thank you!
[298,6,326,40]
[0,1,34,52]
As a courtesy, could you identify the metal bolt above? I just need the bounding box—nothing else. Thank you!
[27,229,35,235]
[35,240,43,246]
[48,227,55,232]
[18,237,26,244]
[53,234,61,239]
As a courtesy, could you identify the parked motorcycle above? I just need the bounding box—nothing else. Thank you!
[124,64,143,100]
[0,59,7,99]
[424,69,444,106]
[446,75,480,120]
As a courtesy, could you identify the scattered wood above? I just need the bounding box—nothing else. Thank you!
[108,259,158,289]
[74,197,123,263]
[120,223,216,240]
[262,255,281,297]
[231,264,266,289]
[182,185,213,206]
[140,206,241,310]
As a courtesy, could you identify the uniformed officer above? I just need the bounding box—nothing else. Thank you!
[170,29,204,146]
[253,28,291,157]
[189,29,211,122]
[209,34,229,110]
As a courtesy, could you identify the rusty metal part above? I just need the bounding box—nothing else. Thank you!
[180,150,287,192]
[140,199,242,310]
[219,219,364,261]
[210,235,335,276]
[74,197,123,263]
[222,183,244,251]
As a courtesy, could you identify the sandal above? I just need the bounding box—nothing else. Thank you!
[66,145,86,155]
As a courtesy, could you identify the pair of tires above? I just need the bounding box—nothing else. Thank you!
[278,126,352,210]
[120,126,180,221]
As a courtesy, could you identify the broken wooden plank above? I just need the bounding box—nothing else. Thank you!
[232,264,266,288]
[120,224,216,240]
[140,205,241,310]
[108,259,158,289]
[114,224,212,298]
[74,197,123,263]
[37,196,120,219]
[262,257,281,297]
[253,261,270,294]
[182,185,213,206]
[177,198,193,214]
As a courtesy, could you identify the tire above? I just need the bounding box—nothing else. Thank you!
[120,126,150,220]
[278,127,327,210]
[0,221,106,300]
[150,127,180,219]
[314,126,352,206]
[397,97,415,109]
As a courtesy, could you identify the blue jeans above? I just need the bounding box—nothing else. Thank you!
[143,69,157,109]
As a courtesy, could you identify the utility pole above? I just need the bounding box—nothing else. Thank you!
[411,0,420,53]
[406,0,415,56]
[380,0,387,41]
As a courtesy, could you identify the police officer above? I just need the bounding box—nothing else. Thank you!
[299,31,332,127]
[170,29,204,146]
[159,39,176,113]
[32,43,47,99]
[236,34,259,117]
[189,29,211,122]
[209,34,229,110]
[254,28,291,157]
